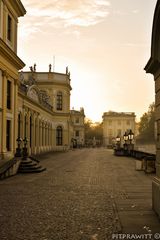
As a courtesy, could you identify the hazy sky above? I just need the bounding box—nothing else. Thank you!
[18,0,157,122]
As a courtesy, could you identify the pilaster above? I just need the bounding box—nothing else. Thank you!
[36,115,40,154]
[13,79,18,154]
[1,71,7,157]
[39,120,42,153]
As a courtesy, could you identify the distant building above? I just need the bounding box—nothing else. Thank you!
[102,111,136,146]
[70,108,85,147]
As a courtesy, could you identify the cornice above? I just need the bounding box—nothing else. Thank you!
[37,81,72,90]
[145,1,160,76]
[4,0,26,17]
[144,57,160,75]
[54,112,70,117]
[15,0,26,16]
[0,38,25,70]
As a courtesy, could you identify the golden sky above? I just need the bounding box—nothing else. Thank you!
[18,0,157,122]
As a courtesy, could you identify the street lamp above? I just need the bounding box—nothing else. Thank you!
[123,132,128,143]
[128,129,134,155]
[123,132,128,154]
[15,137,22,157]
[116,135,121,150]
[22,137,28,160]
[128,129,134,144]
[116,135,121,143]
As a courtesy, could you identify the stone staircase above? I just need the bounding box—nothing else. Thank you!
[0,155,46,180]
[18,156,46,173]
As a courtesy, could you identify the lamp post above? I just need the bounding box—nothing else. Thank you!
[114,135,122,156]
[22,137,28,160]
[123,132,128,144]
[123,132,128,155]
[116,135,121,150]
[128,129,134,155]
[128,129,134,144]
[15,137,22,157]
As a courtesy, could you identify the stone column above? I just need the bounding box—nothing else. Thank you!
[48,124,50,149]
[13,79,18,155]
[53,128,56,150]
[42,122,45,151]
[36,115,40,154]
[1,71,7,159]
[50,124,53,149]
[39,119,42,153]
[48,124,50,148]
[27,111,31,155]
[31,112,36,155]
[45,123,48,149]
[21,109,25,141]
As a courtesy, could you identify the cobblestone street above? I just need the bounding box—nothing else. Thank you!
[0,148,160,240]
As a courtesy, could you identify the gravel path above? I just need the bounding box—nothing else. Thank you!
[0,149,127,240]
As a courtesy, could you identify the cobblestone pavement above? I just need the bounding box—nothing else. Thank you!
[0,148,159,240]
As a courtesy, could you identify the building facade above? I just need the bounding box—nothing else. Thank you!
[145,0,160,218]
[0,0,26,160]
[0,0,85,161]
[18,68,73,155]
[102,111,136,146]
[70,108,85,147]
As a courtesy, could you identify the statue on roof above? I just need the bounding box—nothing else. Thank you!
[34,64,36,72]
[29,66,33,72]
[49,64,52,72]
[66,66,68,75]
[19,71,25,83]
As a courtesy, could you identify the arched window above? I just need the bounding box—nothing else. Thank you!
[56,92,63,110]
[56,126,63,146]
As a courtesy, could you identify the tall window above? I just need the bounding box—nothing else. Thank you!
[56,126,63,146]
[7,80,11,109]
[75,130,79,137]
[75,118,79,123]
[7,15,12,41]
[6,120,11,151]
[56,92,63,110]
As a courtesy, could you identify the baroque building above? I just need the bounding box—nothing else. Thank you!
[18,67,73,155]
[0,0,85,161]
[102,111,136,146]
[0,0,26,160]
[145,0,160,218]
